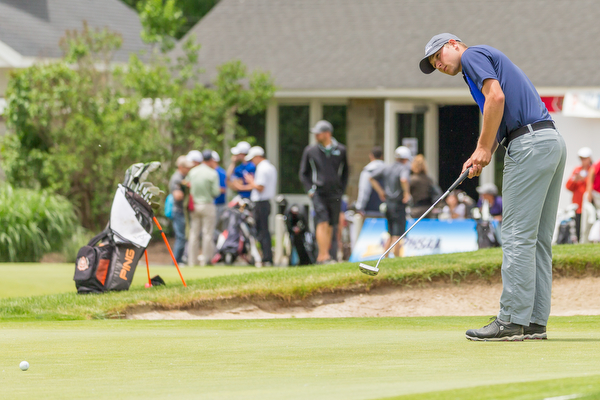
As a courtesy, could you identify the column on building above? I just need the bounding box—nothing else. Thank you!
[345,99,384,203]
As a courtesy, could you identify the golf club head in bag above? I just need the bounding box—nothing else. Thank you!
[358,167,472,276]
[123,163,144,188]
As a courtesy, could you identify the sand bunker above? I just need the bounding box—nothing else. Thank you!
[127,276,600,320]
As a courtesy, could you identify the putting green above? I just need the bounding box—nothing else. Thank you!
[2,317,600,399]
[0,263,265,299]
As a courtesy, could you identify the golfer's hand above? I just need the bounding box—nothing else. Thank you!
[402,194,411,204]
[463,147,492,178]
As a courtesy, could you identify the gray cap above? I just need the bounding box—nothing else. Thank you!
[419,33,462,74]
[310,120,333,134]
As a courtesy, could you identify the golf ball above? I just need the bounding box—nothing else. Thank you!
[19,361,29,371]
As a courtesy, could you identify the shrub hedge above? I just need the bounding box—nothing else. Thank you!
[0,184,78,262]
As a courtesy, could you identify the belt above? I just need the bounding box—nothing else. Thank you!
[501,120,555,148]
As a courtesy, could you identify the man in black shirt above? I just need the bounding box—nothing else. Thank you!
[299,120,348,264]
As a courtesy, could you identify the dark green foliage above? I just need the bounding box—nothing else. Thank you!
[0,185,78,262]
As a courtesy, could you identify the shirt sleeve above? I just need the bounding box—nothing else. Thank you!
[254,165,267,187]
[461,47,498,91]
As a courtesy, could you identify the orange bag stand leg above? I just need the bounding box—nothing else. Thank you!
[144,250,152,287]
[153,216,187,287]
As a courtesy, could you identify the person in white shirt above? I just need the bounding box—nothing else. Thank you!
[244,146,278,265]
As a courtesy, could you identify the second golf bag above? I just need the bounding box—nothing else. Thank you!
[74,169,158,293]
[285,204,316,265]
[212,196,262,266]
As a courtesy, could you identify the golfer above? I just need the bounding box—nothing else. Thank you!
[420,34,566,341]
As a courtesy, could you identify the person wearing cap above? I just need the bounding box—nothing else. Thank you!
[420,34,566,341]
[567,147,593,241]
[476,183,502,221]
[243,146,278,265]
[369,146,412,258]
[187,152,221,267]
[186,150,203,167]
[299,120,348,264]
[168,155,194,264]
[227,141,256,199]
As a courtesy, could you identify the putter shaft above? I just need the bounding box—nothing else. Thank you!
[359,167,471,275]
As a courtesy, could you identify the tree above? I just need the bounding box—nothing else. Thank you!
[1,17,275,230]
[121,0,219,39]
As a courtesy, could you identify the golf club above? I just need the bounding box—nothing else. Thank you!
[359,167,472,276]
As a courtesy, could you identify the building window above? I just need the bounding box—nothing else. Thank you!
[237,111,266,149]
[323,105,347,145]
[279,105,309,194]
[397,113,424,155]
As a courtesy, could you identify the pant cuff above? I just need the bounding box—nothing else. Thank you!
[498,312,529,326]
[530,317,548,326]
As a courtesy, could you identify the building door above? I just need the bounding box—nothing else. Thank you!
[383,101,438,179]
[438,105,480,200]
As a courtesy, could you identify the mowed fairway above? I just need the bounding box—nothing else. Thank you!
[2,317,600,400]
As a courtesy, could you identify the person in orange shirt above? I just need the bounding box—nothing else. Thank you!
[567,147,593,241]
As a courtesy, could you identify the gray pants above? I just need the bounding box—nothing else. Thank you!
[498,127,566,326]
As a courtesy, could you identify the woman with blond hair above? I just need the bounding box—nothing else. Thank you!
[409,154,440,219]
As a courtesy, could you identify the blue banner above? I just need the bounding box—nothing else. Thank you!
[349,218,479,262]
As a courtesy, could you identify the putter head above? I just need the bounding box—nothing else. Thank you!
[359,263,379,276]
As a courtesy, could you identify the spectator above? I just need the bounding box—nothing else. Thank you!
[205,150,227,224]
[566,147,593,241]
[227,141,255,199]
[441,190,467,219]
[369,146,412,258]
[244,146,278,265]
[187,153,221,266]
[299,120,348,264]
[355,146,385,215]
[476,183,502,221]
[168,155,193,264]
[186,150,203,167]
[586,150,600,208]
[409,154,440,219]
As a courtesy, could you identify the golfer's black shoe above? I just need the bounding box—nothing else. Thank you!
[524,323,547,340]
[466,318,524,341]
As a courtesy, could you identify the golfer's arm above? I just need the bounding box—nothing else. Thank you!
[479,79,504,152]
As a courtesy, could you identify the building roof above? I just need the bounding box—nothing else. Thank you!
[173,0,600,92]
[0,0,147,66]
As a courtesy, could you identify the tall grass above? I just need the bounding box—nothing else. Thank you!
[0,184,79,262]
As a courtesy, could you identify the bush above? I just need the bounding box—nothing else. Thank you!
[0,185,79,262]
[61,225,93,263]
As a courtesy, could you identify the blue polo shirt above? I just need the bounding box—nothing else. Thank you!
[215,166,227,205]
[232,161,256,198]
[461,45,551,144]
